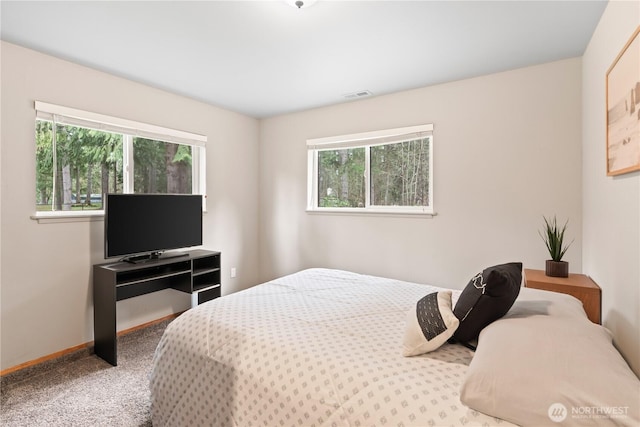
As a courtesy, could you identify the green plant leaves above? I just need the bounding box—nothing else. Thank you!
[539,215,574,261]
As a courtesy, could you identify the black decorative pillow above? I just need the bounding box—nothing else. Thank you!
[402,290,459,356]
[452,262,523,344]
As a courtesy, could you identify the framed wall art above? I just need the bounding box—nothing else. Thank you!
[606,26,640,176]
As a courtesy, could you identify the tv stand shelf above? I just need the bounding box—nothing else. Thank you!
[93,249,221,366]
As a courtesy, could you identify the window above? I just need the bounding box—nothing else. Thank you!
[307,124,433,214]
[34,102,206,215]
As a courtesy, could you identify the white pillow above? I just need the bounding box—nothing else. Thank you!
[402,290,459,356]
[460,288,640,426]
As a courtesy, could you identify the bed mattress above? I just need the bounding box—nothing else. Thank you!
[150,268,516,426]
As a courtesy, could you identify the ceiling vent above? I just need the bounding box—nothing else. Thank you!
[343,90,373,99]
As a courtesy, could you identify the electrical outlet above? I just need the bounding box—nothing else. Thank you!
[231,267,237,278]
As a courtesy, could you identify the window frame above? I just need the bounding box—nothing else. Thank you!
[32,101,207,221]
[307,124,434,216]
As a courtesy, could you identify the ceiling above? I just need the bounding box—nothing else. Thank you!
[1,1,607,119]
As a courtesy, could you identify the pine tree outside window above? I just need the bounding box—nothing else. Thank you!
[34,102,206,217]
[307,124,433,215]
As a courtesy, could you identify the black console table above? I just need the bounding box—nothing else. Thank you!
[93,249,221,366]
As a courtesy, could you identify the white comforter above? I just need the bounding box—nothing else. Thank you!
[150,268,516,426]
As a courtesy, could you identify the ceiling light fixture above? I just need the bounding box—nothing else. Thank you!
[285,0,318,9]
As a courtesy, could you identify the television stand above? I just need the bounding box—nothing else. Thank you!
[93,249,221,366]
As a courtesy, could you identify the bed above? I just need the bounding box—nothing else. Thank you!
[150,268,640,426]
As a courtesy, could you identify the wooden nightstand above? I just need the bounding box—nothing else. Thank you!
[524,268,601,324]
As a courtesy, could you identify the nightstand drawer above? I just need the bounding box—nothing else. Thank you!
[524,268,601,324]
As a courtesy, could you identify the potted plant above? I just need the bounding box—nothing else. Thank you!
[539,215,573,277]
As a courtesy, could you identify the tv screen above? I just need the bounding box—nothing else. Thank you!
[104,193,203,260]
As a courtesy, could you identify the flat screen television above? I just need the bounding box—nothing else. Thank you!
[104,193,203,262]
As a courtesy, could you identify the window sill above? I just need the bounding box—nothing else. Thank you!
[31,210,105,224]
[306,208,436,218]
[31,209,208,224]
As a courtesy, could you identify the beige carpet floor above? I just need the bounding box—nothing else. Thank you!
[1,318,172,426]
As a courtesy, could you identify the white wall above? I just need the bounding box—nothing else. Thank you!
[582,1,640,376]
[0,42,260,371]
[259,58,583,290]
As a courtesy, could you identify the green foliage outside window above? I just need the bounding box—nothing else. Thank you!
[370,138,430,207]
[35,120,193,212]
[36,121,123,211]
[316,138,430,209]
[133,138,192,194]
[318,148,365,207]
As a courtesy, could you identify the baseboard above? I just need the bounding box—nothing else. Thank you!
[0,312,182,377]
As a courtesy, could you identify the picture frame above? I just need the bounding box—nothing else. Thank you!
[606,26,640,176]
